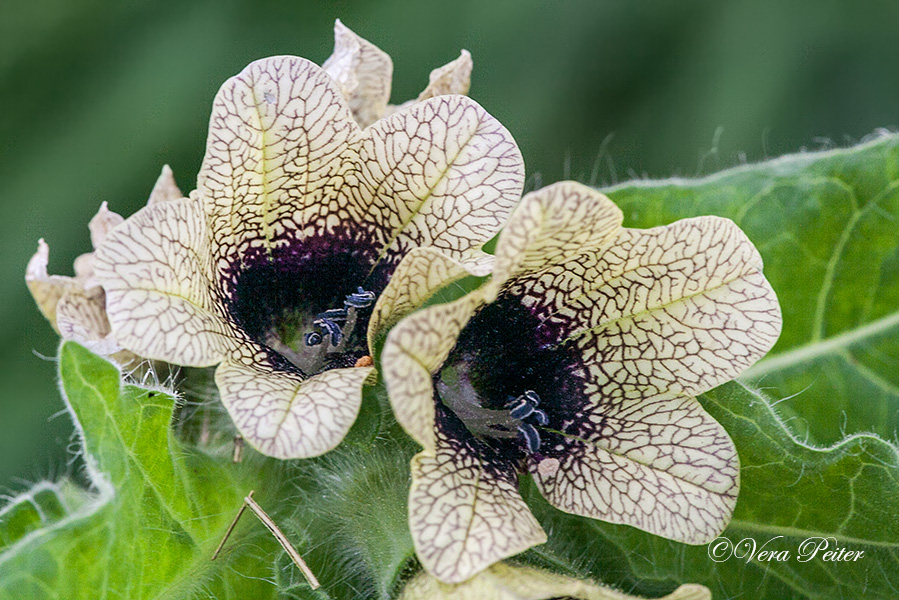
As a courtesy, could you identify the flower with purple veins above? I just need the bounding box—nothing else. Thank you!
[91,28,522,459]
[380,181,782,583]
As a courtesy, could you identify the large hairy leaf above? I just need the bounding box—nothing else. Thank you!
[0,342,281,599]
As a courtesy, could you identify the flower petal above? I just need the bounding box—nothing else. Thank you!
[93,198,238,367]
[215,350,373,458]
[361,95,524,266]
[409,431,546,584]
[322,19,393,128]
[368,246,492,349]
[381,292,485,451]
[146,164,184,206]
[400,563,711,600]
[197,55,361,266]
[486,181,623,300]
[384,49,473,118]
[56,287,120,356]
[416,50,473,102]
[26,239,79,331]
[514,216,781,397]
[87,201,125,251]
[531,391,738,544]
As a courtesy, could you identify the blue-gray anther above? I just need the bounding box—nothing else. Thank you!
[517,422,541,453]
[506,390,541,419]
[508,397,536,420]
[530,408,549,426]
[344,287,376,309]
[317,308,348,321]
[304,331,323,346]
[522,390,540,405]
[313,318,343,345]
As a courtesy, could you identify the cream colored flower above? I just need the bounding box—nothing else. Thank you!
[399,563,711,600]
[380,181,782,583]
[92,54,523,460]
[322,19,473,128]
[26,166,182,361]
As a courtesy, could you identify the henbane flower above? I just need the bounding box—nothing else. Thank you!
[380,181,782,582]
[92,50,522,459]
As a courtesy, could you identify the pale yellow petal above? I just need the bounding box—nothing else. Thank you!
[416,50,473,102]
[146,164,184,205]
[361,95,524,266]
[55,287,120,355]
[400,563,711,600]
[92,198,238,367]
[322,18,393,128]
[197,55,361,268]
[215,349,373,458]
[381,292,485,451]
[511,216,781,398]
[25,239,79,332]
[486,181,623,300]
[531,391,738,544]
[409,435,546,584]
[368,246,492,349]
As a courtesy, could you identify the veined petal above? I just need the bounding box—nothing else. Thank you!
[409,429,546,584]
[368,246,492,349]
[361,95,524,266]
[531,390,738,544]
[381,292,485,451]
[512,216,781,397]
[486,181,623,300]
[146,164,184,206]
[322,19,393,128]
[56,287,120,356]
[400,563,711,600]
[197,55,361,268]
[416,50,473,102]
[93,198,238,367]
[215,350,373,459]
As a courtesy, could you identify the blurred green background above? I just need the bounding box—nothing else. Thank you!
[2,0,898,487]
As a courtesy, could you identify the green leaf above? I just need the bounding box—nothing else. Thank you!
[604,133,899,445]
[0,342,282,599]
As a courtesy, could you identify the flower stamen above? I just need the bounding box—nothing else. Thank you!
[517,422,541,453]
[506,391,547,453]
[437,363,548,453]
[344,287,376,308]
[304,287,376,348]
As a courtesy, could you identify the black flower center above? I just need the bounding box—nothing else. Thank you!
[225,236,388,376]
[434,294,577,458]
